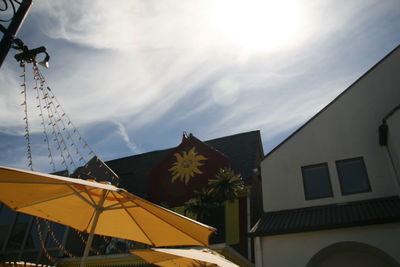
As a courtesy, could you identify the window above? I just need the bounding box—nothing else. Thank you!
[302,163,333,200]
[336,157,371,195]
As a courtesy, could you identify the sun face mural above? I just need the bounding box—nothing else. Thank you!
[169,146,207,184]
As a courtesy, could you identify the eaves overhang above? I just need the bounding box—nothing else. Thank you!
[249,196,400,237]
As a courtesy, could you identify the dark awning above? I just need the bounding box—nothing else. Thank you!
[249,196,400,237]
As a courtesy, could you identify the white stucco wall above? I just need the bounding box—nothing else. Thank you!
[261,47,400,212]
[386,109,400,188]
[256,223,400,267]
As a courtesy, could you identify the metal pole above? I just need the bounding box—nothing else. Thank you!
[0,0,33,68]
[80,190,107,267]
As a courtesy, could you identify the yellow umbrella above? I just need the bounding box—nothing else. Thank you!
[131,247,239,267]
[0,166,215,266]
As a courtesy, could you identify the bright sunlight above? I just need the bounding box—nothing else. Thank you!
[212,0,306,56]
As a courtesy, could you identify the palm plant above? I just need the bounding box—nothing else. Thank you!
[208,167,244,203]
[184,167,243,223]
[184,188,218,222]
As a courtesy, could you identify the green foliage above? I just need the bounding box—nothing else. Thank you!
[208,167,244,203]
[184,167,243,221]
[184,188,218,222]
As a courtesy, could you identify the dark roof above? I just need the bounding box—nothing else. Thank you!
[205,130,263,186]
[263,45,400,160]
[249,196,400,237]
[106,130,263,197]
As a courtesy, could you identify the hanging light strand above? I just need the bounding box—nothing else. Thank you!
[34,218,57,264]
[33,69,57,173]
[20,61,122,261]
[31,65,110,257]
[20,62,34,171]
[44,220,77,258]
[33,67,120,185]
[19,62,58,263]
[33,68,92,177]
[34,68,94,156]
[39,89,78,171]
[73,229,102,255]
[32,65,75,173]
[31,66,79,258]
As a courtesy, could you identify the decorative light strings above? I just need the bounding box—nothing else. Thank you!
[17,61,130,262]
[34,218,56,263]
[31,65,119,185]
[19,62,33,171]
[32,65,83,174]
[19,64,57,264]
[44,220,77,258]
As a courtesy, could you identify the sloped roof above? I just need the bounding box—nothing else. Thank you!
[263,45,400,160]
[106,130,263,198]
[249,196,400,237]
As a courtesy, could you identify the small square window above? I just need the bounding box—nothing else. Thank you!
[336,157,371,195]
[302,163,333,200]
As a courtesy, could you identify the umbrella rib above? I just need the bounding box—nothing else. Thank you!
[1,181,100,210]
[118,191,210,246]
[81,189,111,241]
[105,204,138,210]
[109,191,156,247]
[13,183,95,209]
[66,184,98,209]
[14,190,81,209]
[103,196,139,210]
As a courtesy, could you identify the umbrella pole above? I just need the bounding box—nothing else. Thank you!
[80,190,107,267]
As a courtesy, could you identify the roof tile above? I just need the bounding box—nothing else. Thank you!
[249,196,400,236]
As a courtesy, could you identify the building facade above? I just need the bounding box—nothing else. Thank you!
[0,131,263,266]
[250,45,400,266]
[106,130,264,261]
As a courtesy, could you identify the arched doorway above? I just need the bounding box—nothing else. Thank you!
[306,241,399,267]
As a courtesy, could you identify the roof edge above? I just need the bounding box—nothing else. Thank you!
[249,219,400,238]
[248,196,400,237]
[106,130,262,163]
[263,44,400,160]
[205,130,261,144]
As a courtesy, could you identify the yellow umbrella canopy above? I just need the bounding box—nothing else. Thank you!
[131,247,239,267]
[0,166,215,265]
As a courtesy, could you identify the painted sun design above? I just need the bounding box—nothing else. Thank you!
[168,146,207,184]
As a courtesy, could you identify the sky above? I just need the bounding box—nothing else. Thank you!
[0,0,399,173]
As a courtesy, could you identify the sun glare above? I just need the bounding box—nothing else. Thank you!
[213,0,305,56]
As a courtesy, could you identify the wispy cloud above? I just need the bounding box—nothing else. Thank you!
[0,0,399,166]
[112,120,141,154]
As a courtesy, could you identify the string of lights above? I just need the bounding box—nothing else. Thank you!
[37,84,76,173]
[17,57,136,262]
[31,64,100,256]
[33,68,120,186]
[34,216,56,263]
[30,65,88,260]
[32,66,119,185]
[19,62,33,171]
[29,63,119,257]
[19,64,57,264]
[44,220,77,258]
[34,70,121,185]
[33,70,74,173]
[33,67,57,173]
[34,70,94,163]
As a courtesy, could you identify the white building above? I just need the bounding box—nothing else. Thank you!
[250,45,400,267]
